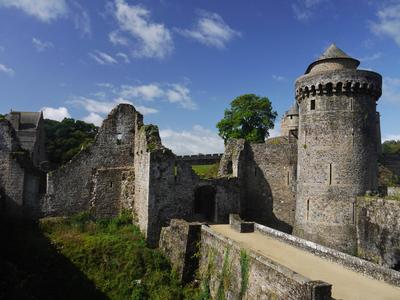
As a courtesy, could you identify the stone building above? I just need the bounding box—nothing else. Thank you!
[293,44,382,254]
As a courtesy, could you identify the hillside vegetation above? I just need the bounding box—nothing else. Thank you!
[0,213,199,300]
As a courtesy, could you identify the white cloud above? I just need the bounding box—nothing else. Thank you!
[121,84,164,100]
[32,37,54,52]
[177,11,240,49]
[272,75,286,82]
[71,97,158,125]
[89,50,118,65]
[0,63,15,76]
[160,125,224,155]
[165,84,196,109]
[0,0,68,22]
[120,83,197,109]
[292,0,326,21]
[382,134,400,142]
[116,52,130,63]
[83,112,104,126]
[113,0,173,58]
[382,77,400,104]
[41,106,70,121]
[70,1,91,36]
[109,30,129,45]
[371,3,400,47]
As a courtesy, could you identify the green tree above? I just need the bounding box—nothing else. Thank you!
[382,140,400,154]
[44,118,98,167]
[217,94,277,143]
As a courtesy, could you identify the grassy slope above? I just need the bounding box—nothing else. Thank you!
[192,163,219,179]
[0,213,199,300]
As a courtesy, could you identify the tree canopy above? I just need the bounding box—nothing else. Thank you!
[217,94,277,143]
[44,118,98,167]
[382,140,400,154]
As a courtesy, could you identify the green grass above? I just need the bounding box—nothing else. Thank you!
[192,163,219,179]
[0,212,199,300]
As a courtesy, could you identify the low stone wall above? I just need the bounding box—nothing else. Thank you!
[176,153,222,166]
[255,223,400,287]
[357,197,400,270]
[200,225,332,300]
[159,219,202,283]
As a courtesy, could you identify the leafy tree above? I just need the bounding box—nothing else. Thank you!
[382,140,400,154]
[44,118,98,167]
[217,94,277,143]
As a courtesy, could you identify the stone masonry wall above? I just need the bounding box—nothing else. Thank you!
[219,137,297,233]
[356,197,400,270]
[43,104,139,217]
[199,225,332,300]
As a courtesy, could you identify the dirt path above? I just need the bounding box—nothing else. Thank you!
[210,225,400,300]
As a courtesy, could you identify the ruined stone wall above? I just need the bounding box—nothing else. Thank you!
[199,225,331,300]
[43,104,139,217]
[356,197,400,270]
[219,137,297,233]
[381,154,400,177]
[294,70,382,254]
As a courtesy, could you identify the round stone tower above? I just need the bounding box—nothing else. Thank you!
[293,44,382,254]
[280,102,299,137]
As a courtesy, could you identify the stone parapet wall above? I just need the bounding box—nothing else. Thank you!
[200,225,332,300]
[255,223,400,287]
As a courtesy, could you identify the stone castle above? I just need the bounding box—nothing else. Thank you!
[1,44,400,299]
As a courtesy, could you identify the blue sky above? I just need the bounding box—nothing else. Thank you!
[0,0,400,154]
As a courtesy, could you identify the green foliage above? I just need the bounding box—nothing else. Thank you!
[216,94,277,143]
[44,118,98,167]
[0,113,5,120]
[192,163,219,179]
[216,247,231,300]
[35,213,198,299]
[382,140,400,154]
[239,250,250,299]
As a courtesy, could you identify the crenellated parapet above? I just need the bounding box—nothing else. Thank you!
[295,70,382,102]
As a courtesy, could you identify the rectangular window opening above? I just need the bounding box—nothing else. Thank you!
[287,171,290,186]
[307,200,310,220]
[329,163,332,185]
[310,99,316,110]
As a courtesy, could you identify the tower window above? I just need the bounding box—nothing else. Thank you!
[329,163,332,185]
[307,200,310,220]
[310,99,316,110]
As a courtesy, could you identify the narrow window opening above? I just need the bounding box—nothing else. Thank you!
[310,99,316,110]
[350,98,353,111]
[329,163,332,185]
[287,171,290,186]
[290,115,293,120]
[116,133,122,145]
[110,181,113,188]
[352,202,355,225]
[307,200,310,220]
[352,129,355,146]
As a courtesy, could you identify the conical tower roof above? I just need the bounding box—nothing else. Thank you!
[305,44,360,74]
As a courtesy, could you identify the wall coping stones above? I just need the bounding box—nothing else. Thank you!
[229,214,255,233]
[255,223,400,287]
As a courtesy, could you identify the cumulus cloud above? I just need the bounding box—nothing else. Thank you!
[0,0,68,22]
[382,77,400,104]
[112,0,173,59]
[109,30,129,46]
[41,106,70,121]
[71,96,158,126]
[382,134,400,142]
[32,37,54,52]
[177,11,240,49]
[371,3,400,47]
[292,0,326,21]
[89,50,118,65]
[120,83,197,109]
[0,63,15,76]
[160,125,224,155]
